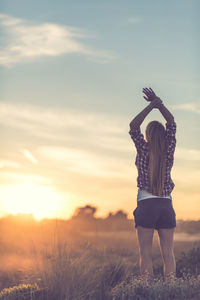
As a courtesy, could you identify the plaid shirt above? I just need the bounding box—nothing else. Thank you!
[129,121,177,197]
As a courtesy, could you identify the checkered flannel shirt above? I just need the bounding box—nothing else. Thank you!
[129,121,177,197]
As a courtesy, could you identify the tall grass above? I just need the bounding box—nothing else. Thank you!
[0,235,200,300]
[32,238,127,299]
[32,239,200,300]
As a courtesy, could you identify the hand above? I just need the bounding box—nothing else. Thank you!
[150,97,163,109]
[142,87,157,102]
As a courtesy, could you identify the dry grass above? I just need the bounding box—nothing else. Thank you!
[0,227,200,299]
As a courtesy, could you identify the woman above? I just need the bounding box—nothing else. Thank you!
[129,87,177,282]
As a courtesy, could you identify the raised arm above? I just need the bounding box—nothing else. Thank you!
[142,87,174,124]
[129,98,162,130]
[157,103,174,124]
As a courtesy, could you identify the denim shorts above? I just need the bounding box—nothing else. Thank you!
[133,197,176,230]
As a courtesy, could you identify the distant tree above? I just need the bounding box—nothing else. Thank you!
[107,212,114,218]
[114,210,128,219]
[72,204,97,219]
[106,210,128,220]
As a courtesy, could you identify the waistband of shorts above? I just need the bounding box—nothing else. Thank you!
[137,197,172,205]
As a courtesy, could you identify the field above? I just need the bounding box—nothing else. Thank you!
[0,216,200,300]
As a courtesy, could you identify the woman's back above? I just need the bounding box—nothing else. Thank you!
[129,121,177,197]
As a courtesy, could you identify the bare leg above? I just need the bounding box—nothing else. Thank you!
[136,226,154,282]
[158,228,176,280]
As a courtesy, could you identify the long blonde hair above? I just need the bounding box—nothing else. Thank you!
[145,121,167,197]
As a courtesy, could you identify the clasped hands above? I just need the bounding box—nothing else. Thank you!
[143,87,163,109]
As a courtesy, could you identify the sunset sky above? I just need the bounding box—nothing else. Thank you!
[0,0,199,221]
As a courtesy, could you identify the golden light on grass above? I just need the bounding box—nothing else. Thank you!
[1,181,62,220]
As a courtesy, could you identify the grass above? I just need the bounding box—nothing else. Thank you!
[32,241,200,299]
[0,231,200,299]
[32,239,128,299]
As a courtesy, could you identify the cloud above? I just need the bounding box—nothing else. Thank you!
[0,171,51,185]
[175,147,200,161]
[127,17,142,24]
[22,149,38,164]
[0,160,20,169]
[0,101,133,178]
[171,103,200,114]
[0,14,116,66]
[37,145,132,178]
[0,14,22,26]
[173,167,200,188]
[0,101,128,145]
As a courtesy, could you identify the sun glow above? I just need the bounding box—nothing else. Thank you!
[1,182,62,220]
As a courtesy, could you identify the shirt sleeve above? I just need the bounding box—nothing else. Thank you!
[165,121,177,159]
[129,126,146,153]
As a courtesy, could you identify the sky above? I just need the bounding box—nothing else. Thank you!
[0,0,200,221]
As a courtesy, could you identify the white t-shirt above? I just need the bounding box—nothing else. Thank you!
[137,188,172,202]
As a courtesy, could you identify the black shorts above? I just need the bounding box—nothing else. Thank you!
[133,197,176,230]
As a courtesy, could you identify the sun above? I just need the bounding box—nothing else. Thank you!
[1,182,62,220]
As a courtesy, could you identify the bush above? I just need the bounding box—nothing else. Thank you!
[111,274,200,300]
[0,283,43,300]
[176,247,200,277]
[153,246,200,279]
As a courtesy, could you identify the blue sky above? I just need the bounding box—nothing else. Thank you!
[0,0,200,220]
